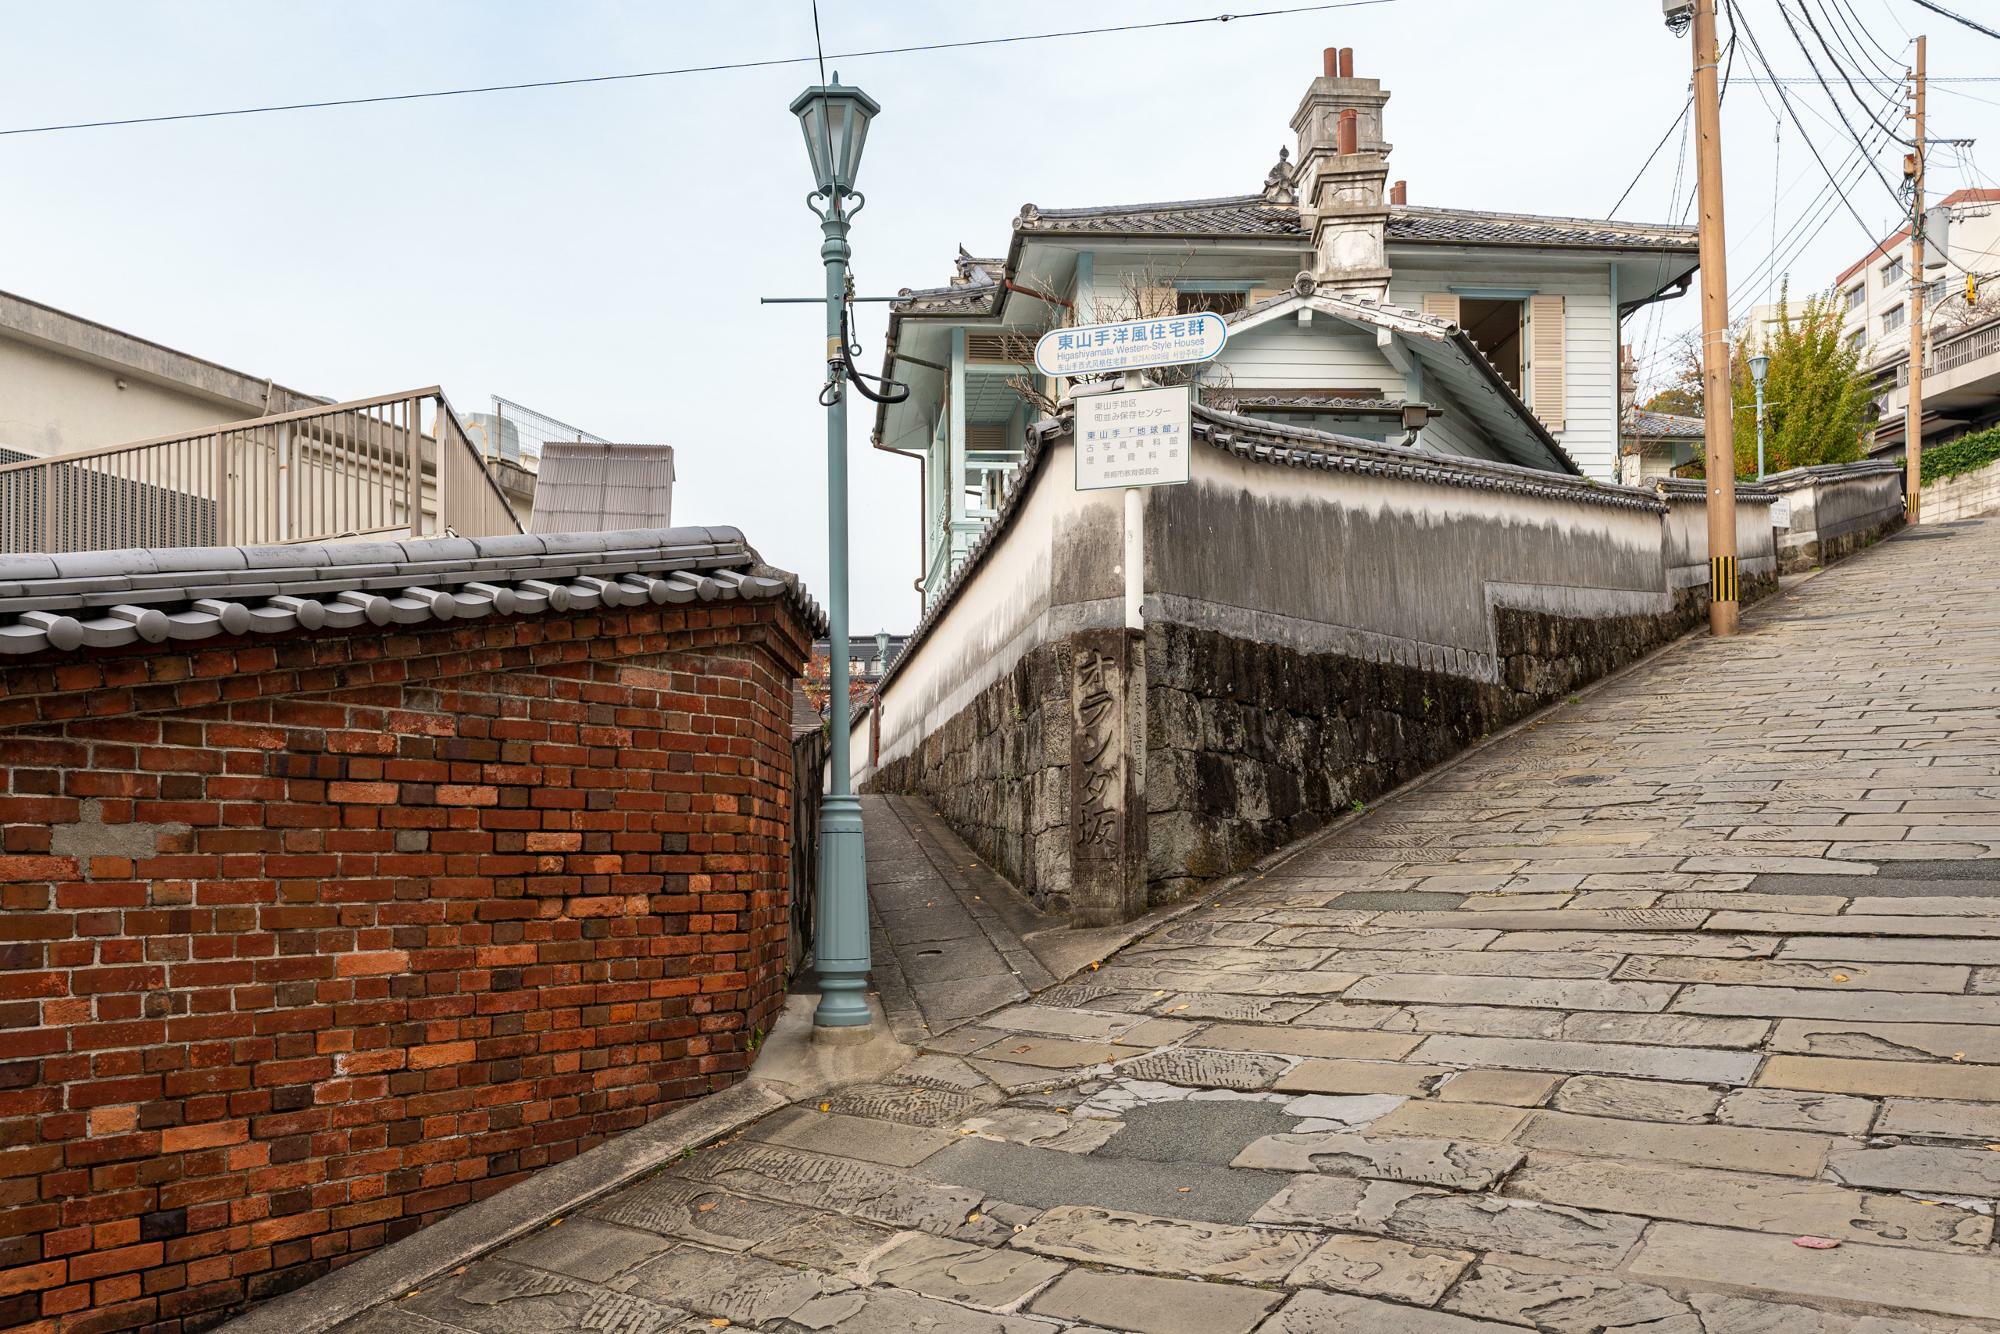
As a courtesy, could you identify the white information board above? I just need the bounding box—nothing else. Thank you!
[1035,314,1228,378]
[1074,386,1191,492]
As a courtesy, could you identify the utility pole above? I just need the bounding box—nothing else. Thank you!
[1905,34,1927,524]
[1689,0,1740,636]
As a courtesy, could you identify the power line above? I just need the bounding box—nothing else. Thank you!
[0,1,1401,138]
[1816,0,1909,84]
[1781,0,1911,147]
[1608,95,1692,217]
[1901,0,2000,41]
[1728,0,1908,245]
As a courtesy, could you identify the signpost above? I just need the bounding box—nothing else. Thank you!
[1074,384,1191,492]
[1034,314,1228,379]
[1038,312,1227,637]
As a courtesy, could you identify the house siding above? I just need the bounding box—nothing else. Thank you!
[1389,259,1619,482]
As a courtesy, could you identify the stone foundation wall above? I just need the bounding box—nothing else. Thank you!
[1765,462,1906,573]
[1922,456,2000,524]
[869,641,1072,916]
[1141,581,1758,905]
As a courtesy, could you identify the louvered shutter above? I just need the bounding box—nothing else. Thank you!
[1422,293,1461,325]
[1133,285,1178,320]
[1528,294,1566,431]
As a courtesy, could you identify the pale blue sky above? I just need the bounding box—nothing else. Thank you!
[3,1,1989,630]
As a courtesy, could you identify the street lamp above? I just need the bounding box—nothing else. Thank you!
[791,74,881,1039]
[1748,352,1771,479]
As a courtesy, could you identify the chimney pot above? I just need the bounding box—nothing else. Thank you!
[1338,47,1354,77]
[1391,180,1407,204]
[1337,108,1359,156]
[1323,47,1339,78]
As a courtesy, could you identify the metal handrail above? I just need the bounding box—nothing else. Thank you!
[0,387,522,554]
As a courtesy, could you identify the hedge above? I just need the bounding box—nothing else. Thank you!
[1921,425,2000,484]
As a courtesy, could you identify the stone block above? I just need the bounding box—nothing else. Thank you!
[1230,1132,1522,1189]
[1253,1178,1647,1267]
[746,1108,956,1168]
[1284,1234,1472,1304]
[1716,1088,1876,1135]
[1413,1035,1760,1084]
[1112,1048,1295,1091]
[1010,1206,1314,1283]
[872,1232,1066,1311]
[1515,1110,1828,1176]
[1442,1263,1698,1332]
[1876,1098,2000,1141]
[1550,1076,1720,1124]
[1345,974,1675,1012]
[1029,1269,1282,1333]
[1367,1100,1530,1143]
[1436,1070,1558,1106]
[1507,1157,1989,1251]
[1826,1144,2000,1196]
[1274,1060,1447,1097]
[1262,1290,1506,1331]
[1186,1024,1421,1061]
[1628,1222,2000,1321]
[1758,1054,2000,1102]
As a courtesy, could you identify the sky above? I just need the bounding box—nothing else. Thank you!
[3,0,1994,632]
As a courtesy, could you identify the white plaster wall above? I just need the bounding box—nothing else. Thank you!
[850,436,1124,789]
[1147,446,1672,683]
[1389,260,1618,483]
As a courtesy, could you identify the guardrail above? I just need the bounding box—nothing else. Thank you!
[0,388,523,553]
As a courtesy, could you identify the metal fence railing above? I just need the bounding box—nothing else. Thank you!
[0,388,523,553]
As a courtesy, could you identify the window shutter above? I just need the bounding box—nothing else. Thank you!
[1134,285,1178,320]
[1422,293,1461,325]
[1248,286,1284,307]
[1528,294,1566,431]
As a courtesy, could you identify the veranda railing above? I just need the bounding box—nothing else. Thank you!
[0,388,522,553]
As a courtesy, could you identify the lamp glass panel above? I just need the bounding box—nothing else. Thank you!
[796,99,833,192]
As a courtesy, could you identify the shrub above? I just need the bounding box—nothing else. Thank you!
[1921,424,2000,484]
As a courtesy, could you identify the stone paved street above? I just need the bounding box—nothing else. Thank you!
[346,521,2000,1331]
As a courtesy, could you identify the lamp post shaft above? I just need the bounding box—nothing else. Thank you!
[813,208,872,1032]
[1754,382,1766,480]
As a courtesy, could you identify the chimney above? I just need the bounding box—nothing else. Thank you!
[1390,179,1407,205]
[1290,47,1392,298]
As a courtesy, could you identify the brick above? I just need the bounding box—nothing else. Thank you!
[406,1042,476,1071]
[160,1121,248,1153]
[0,602,810,1328]
[0,1261,64,1297]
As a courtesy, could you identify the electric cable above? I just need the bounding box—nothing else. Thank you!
[0,1,1403,138]
[1782,0,1912,146]
[1900,0,2000,42]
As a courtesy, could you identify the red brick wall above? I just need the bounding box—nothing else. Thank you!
[0,599,811,1332]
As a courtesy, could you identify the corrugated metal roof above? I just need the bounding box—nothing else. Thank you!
[528,442,676,535]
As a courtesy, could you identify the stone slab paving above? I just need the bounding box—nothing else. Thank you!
[340,524,2000,1330]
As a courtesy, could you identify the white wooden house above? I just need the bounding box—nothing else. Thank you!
[872,49,1700,609]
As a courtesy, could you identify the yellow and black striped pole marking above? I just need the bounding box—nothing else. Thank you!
[1710,554,1738,606]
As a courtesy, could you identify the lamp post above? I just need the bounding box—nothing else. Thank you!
[1748,352,1770,479]
[791,75,879,1038]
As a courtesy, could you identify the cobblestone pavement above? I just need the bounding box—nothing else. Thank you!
[346,521,2000,1331]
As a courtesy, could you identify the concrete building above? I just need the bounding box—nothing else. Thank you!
[1825,188,2000,457]
[0,287,540,529]
[872,48,1699,609]
[0,288,325,465]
